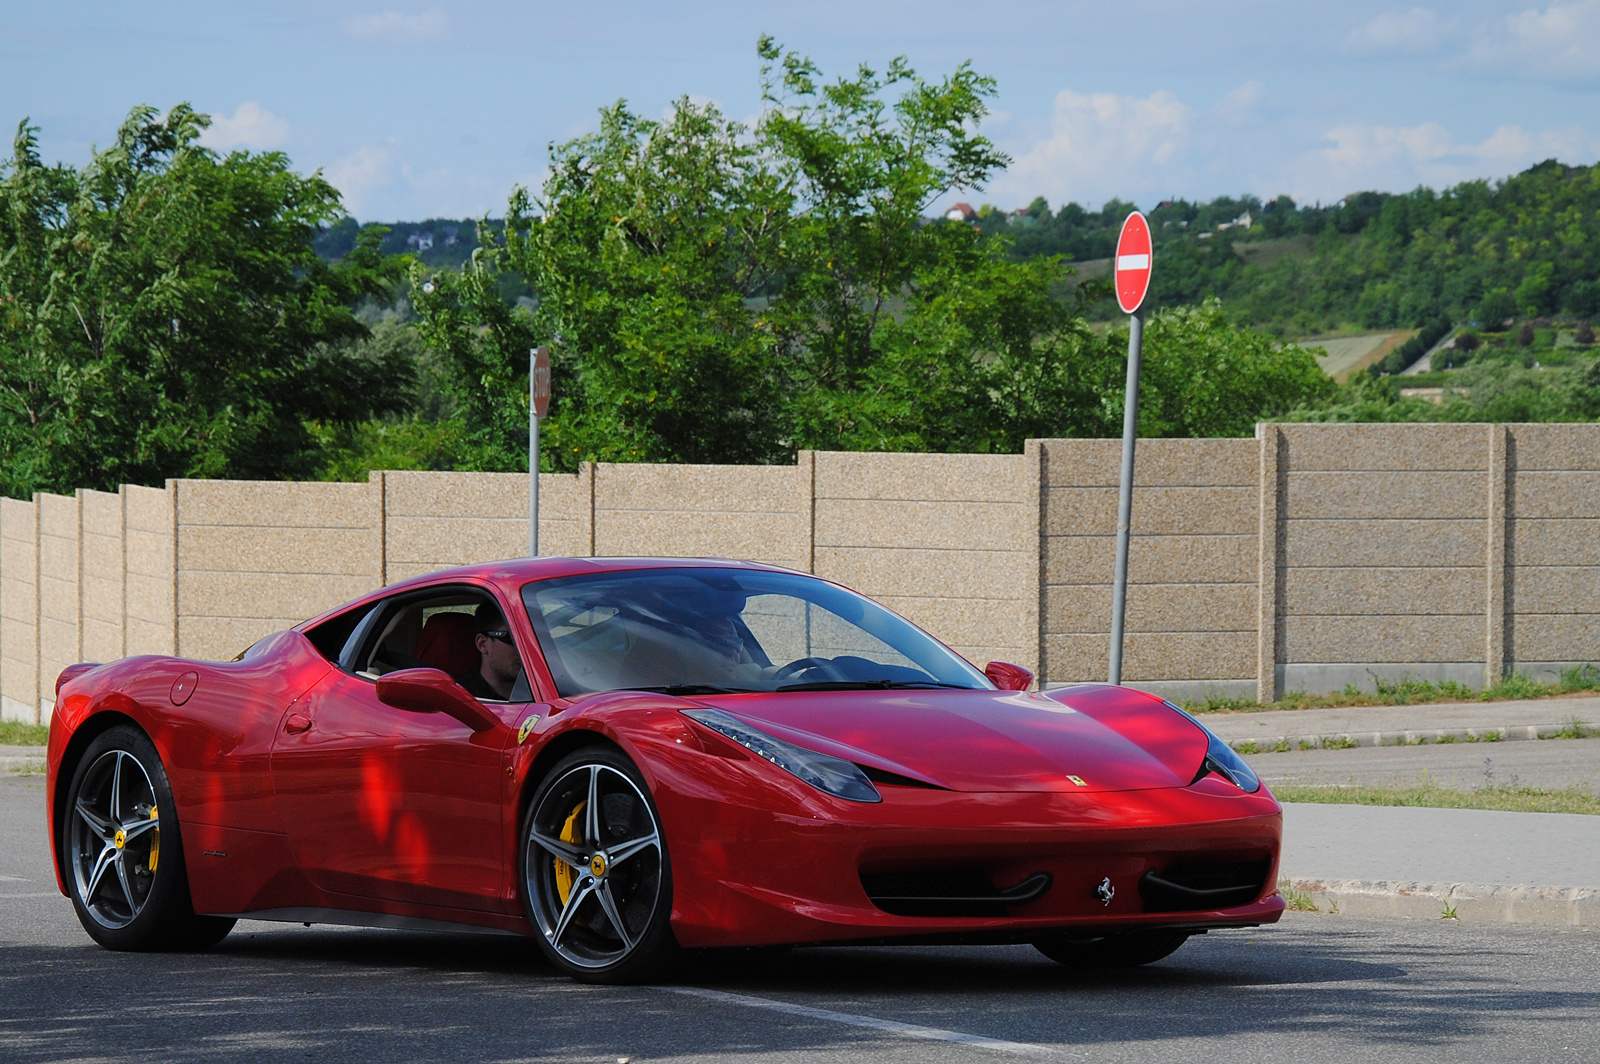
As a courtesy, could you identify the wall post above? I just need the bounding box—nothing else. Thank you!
[1256,425,1284,704]
[1485,424,1509,686]
[796,451,816,574]
[1025,439,1045,685]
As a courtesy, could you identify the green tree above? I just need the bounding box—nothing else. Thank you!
[0,105,408,495]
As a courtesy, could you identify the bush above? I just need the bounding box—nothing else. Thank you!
[1576,322,1595,345]
[1517,322,1536,346]
[1455,329,1480,351]
[1477,289,1517,327]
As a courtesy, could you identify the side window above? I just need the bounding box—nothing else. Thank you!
[345,587,529,702]
[303,602,377,664]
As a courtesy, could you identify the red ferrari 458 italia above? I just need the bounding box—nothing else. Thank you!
[47,557,1283,982]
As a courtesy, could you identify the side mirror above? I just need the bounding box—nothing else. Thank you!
[984,661,1034,692]
[375,668,500,732]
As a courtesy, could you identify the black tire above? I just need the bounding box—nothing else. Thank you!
[60,725,236,952]
[1033,930,1190,969]
[520,746,677,984]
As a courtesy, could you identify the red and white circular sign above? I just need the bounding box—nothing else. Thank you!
[1114,212,1153,314]
[531,346,551,418]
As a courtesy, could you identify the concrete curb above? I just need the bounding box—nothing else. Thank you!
[2,754,45,773]
[1287,877,1598,927]
[1232,723,1590,754]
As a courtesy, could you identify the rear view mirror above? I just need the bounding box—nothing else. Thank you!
[375,668,500,732]
[984,661,1033,691]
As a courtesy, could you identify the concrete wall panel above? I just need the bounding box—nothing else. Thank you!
[1284,519,1486,568]
[80,490,125,664]
[123,485,175,657]
[1507,614,1600,664]
[1042,439,1257,487]
[1278,423,1490,471]
[36,493,81,721]
[1284,472,1488,520]
[1046,583,1259,635]
[1045,632,1255,684]
[1044,535,1257,586]
[1284,567,1486,616]
[1043,486,1257,536]
[0,498,38,722]
[1281,614,1485,663]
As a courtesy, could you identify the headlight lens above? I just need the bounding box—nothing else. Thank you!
[682,708,882,803]
[1166,702,1262,793]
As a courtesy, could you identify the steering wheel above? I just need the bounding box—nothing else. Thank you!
[773,656,837,683]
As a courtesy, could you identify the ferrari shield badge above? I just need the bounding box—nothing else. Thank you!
[1066,775,1088,787]
[518,714,540,744]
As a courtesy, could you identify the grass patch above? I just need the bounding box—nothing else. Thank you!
[0,722,48,746]
[1182,663,1600,715]
[1278,878,1319,912]
[1274,781,1600,816]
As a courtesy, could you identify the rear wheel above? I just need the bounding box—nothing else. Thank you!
[61,725,235,951]
[521,747,677,983]
[1033,931,1190,969]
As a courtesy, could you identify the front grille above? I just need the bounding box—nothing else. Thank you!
[861,869,1052,917]
[1139,859,1271,913]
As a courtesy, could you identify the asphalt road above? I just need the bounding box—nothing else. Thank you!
[6,773,1600,1063]
[1244,735,1600,793]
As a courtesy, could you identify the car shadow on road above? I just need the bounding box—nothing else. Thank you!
[0,919,1595,1062]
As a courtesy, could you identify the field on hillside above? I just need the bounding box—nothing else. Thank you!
[1299,331,1417,381]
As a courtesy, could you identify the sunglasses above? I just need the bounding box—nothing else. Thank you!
[481,630,515,645]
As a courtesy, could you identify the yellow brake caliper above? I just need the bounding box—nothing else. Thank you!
[553,801,585,906]
[148,806,160,872]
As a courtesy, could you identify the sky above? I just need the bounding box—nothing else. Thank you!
[4,1,1600,222]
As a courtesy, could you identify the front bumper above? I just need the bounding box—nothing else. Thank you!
[654,767,1284,948]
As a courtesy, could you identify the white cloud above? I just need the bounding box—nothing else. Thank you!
[988,89,1192,208]
[199,102,289,151]
[342,9,447,45]
[325,142,399,216]
[1211,81,1266,125]
[1472,0,1600,80]
[1288,120,1600,201]
[1347,8,1452,54]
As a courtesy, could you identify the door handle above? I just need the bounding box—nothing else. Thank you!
[284,713,312,734]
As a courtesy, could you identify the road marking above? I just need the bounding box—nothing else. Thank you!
[666,986,1050,1055]
[0,893,61,898]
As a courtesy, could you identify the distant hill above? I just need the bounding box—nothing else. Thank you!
[973,159,1600,335]
[314,216,494,270]
[328,157,1600,340]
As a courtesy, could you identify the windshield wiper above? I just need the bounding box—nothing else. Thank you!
[623,684,756,696]
[776,680,975,692]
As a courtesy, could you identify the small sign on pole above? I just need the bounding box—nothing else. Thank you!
[1108,213,1152,685]
[529,346,550,557]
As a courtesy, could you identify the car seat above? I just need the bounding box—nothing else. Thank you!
[414,612,480,678]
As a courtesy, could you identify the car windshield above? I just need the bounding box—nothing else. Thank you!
[522,568,991,698]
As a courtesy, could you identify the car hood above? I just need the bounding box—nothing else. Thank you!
[685,683,1209,793]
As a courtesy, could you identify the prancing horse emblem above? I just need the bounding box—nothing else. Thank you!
[1096,877,1115,906]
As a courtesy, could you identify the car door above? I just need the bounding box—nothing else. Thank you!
[269,585,530,914]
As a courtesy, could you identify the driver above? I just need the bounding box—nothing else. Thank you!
[458,603,521,701]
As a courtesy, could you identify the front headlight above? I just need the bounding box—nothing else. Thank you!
[682,708,882,803]
[1166,702,1261,793]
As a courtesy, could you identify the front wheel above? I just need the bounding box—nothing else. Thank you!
[1033,930,1190,969]
[61,725,235,951]
[521,747,677,983]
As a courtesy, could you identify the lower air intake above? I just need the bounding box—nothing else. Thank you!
[861,870,1052,918]
[1139,859,1271,913]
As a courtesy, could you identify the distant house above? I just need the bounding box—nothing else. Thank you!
[443,225,460,247]
[1156,200,1176,211]
[944,202,976,223]
[406,230,435,252]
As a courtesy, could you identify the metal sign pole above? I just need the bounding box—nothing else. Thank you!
[529,350,540,557]
[1108,309,1143,685]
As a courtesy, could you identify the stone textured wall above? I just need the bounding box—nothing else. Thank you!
[2,425,1597,723]
[1506,424,1600,681]
[35,494,81,722]
[813,451,1038,675]
[1041,438,1260,702]
[1265,424,1495,698]
[123,485,175,660]
[173,479,382,664]
[0,497,37,722]
[79,490,125,666]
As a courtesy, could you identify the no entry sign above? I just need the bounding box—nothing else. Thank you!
[1114,212,1153,314]
[531,346,551,418]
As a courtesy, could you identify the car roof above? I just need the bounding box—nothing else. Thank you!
[296,556,804,630]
